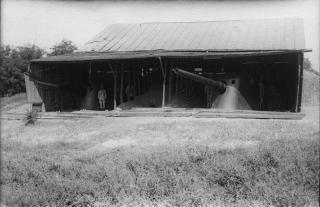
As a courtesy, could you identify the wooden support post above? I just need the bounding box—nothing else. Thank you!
[186,79,189,96]
[186,79,189,97]
[145,69,149,91]
[188,79,190,96]
[128,69,131,86]
[89,62,92,84]
[295,53,303,112]
[108,61,117,110]
[183,78,186,95]
[179,75,183,91]
[175,74,179,95]
[175,73,179,96]
[120,63,124,104]
[297,53,304,112]
[137,67,141,96]
[188,80,191,97]
[159,57,167,107]
[168,67,172,104]
[144,69,147,93]
[141,68,144,94]
[133,65,136,99]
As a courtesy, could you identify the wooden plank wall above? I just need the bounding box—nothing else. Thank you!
[24,73,42,103]
[29,63,86,111]
[297,52,304,112]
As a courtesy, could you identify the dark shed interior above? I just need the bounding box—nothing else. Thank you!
[27,52,304,112]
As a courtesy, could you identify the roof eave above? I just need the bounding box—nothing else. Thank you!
[31,49,311,63]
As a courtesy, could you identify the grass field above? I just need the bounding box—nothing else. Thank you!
[1,106,319,206]
[0,93,27,112]
[1,71,319,206]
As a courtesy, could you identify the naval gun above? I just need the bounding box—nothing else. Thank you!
[172,68,251,110]
[172,68,226,93]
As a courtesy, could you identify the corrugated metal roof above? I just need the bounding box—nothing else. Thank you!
[80,18,306,52]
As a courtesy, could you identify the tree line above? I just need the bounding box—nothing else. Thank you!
[0,40,77,97]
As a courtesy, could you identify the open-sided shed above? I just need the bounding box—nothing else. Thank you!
[26,18,310,113]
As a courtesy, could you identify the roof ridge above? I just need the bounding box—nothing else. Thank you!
[108,17,303,26]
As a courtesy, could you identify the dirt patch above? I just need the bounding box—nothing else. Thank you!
[91,136,138,151]
[119,85,163,109]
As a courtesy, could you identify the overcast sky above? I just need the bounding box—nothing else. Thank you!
[2,0,319,70]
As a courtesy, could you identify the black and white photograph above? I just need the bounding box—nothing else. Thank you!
[1,0,319,206]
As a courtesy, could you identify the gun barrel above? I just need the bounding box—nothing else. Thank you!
[173,68,226,93]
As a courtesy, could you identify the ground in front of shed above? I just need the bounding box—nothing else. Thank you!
[1,101,319,207]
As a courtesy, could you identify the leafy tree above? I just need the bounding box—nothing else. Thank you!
[303,58,312,71]
[18,45,44,61]
[49,39,77,56]
[304,58,319,76]
[0,45,44,96]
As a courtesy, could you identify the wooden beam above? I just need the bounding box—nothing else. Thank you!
[293,55,299,112]
[296,53,303,112]
[108,61,117,110]
[188,79,191,96]
[120,63,124,104]
[137,67,141,96]
[141,68,144,94]
[168,66,173,103]
[89,62,92,84]
[143,69,147,92]
[133,63,136,99]
[128,68,131,86]
[159,57,167,107]
[193,110,305,120]
[146,69,150,90]
[179,74,183,91]
[297,53,304,112]
[185,79,188,97]
[175,73,179,96]
[183,78,187,95]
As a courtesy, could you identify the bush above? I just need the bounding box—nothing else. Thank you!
[24,110,38,125]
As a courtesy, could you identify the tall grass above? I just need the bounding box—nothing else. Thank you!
[1,136,319,207]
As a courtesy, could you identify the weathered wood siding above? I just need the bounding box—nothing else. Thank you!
[24,73,42,103]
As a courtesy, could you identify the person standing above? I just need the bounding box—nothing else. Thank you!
[125,85,134,101]
[97,85,107,110]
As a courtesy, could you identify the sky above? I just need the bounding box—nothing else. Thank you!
[2,0,319,70]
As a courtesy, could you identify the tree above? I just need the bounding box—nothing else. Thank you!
[304,58,319,76]
[0,45,44,96]
[49,39,77,56]
[18,45,44,62]
[303,58,312,71]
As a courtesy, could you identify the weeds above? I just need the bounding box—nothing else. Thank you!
[2,114,319,206]
[24,110,38,125]
[1,137,319,207]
